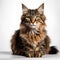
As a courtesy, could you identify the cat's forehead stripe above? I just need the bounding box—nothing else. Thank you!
[28,10,36,16]
[30,10,36,14]
[25,10,40,17]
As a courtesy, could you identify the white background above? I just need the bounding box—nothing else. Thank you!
[0,0,60,52]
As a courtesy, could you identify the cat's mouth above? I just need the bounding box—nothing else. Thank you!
[30,25,36,29]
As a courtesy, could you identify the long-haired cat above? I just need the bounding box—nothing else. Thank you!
[11,3,58,57]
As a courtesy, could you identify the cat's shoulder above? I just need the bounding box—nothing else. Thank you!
[15,29,20,34]
[14,29,20,39]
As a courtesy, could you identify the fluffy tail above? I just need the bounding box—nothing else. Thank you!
[48,46,59,54]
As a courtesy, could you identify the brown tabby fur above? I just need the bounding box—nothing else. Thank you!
[11,3,50,57]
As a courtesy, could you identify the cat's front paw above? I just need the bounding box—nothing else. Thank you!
[26,51,34,57]
[35,51,42,57]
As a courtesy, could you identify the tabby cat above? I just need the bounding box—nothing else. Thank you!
[11,3,58,57]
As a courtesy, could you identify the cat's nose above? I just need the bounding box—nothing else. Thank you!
[32,19,35,24]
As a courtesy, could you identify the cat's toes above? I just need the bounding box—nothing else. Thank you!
[36,53,42,57]
[26,54,34,57]
[26,52,34,57]
[34,51,42,57]
[28,53,32,57]
[38,53,42,57]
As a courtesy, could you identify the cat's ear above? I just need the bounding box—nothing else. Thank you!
[22,4,28,14]
[37,3,44,14]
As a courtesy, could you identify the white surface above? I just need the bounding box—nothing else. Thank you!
[0,0,60,52]
[0,52,60,60]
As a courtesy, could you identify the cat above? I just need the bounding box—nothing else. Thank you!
[11,3,58,57]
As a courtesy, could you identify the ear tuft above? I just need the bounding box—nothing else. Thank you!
[38,3,44,14]
[22,4,27,9]
[41,3,44,9]
[22,4,28,14]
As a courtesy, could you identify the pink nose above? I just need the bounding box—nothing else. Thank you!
[32,19,35,24]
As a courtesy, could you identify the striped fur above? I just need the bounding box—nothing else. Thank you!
[11,3,51,57]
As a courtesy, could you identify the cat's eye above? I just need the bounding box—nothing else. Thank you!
[40,20,43,23]
[36,17,43,23]
[26,18,30,21]
[36,17,40,21]
[25,17,31,23]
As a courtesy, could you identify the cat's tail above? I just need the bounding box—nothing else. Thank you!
[48,46,59,54]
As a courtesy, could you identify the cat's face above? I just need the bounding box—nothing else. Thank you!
[21,3,46,32]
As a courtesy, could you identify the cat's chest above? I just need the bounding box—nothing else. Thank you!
[20,31,46,48]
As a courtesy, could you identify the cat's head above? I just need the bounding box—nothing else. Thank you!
[20,3,46,32]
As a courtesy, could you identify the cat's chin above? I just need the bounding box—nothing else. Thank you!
[30,25,37,29]
[29,29,40,35]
